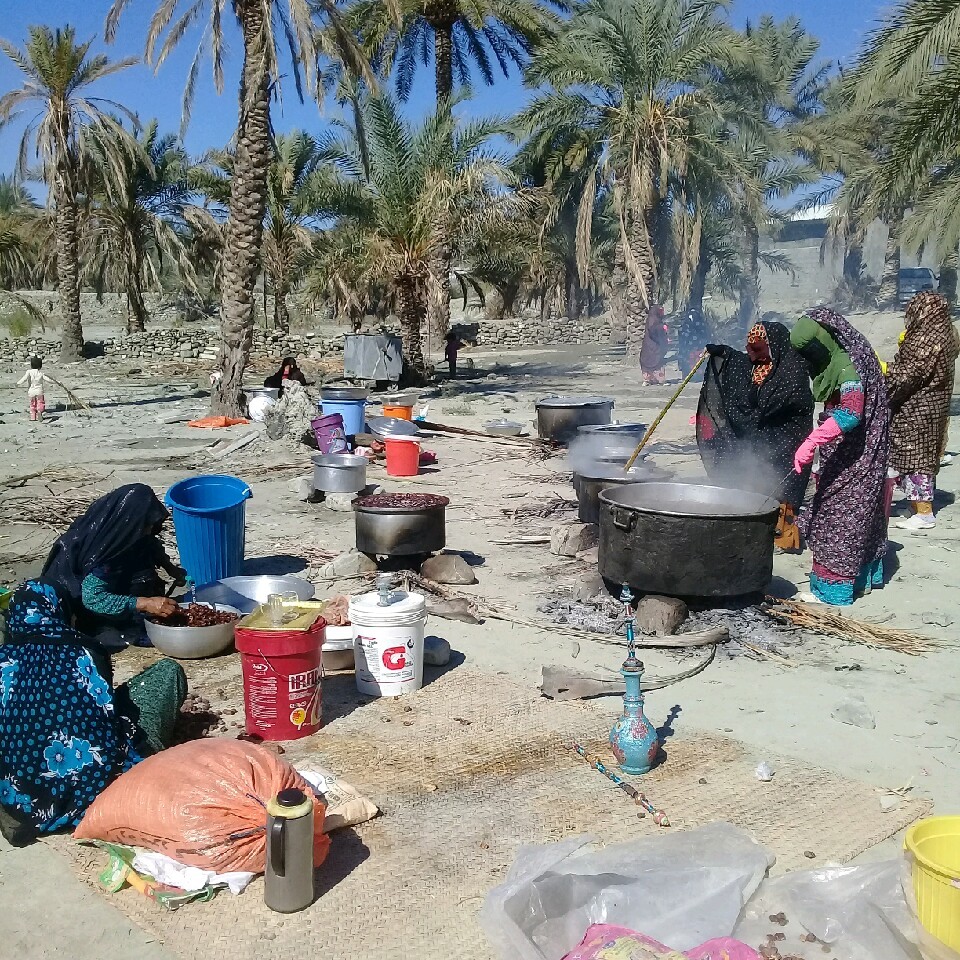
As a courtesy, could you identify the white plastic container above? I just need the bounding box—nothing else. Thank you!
[349,590,427,697]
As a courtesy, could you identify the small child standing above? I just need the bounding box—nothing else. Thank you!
[444,330,463,379]
[17,357,52,422]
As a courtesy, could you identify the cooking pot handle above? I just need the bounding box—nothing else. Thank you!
[611,508,636,532]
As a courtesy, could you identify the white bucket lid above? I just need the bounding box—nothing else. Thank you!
[349,590,426,626]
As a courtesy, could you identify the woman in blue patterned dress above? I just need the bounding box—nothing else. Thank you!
[0,581,186,845]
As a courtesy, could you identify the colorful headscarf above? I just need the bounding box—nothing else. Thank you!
[790,312,859,402]
[904,291,958,353]
[746,324,773,384]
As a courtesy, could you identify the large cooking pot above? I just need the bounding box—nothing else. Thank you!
[312,453,368,493]
[574,462,673,525]
[354,493,448,556]
[598,482,779,597]
[535,396,614,444]
[569,422,649,474]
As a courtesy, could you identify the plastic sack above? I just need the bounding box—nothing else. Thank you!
[480,823,773,960]
[563,925,760,959]
[74,740,330,874]
[187,415,249,429]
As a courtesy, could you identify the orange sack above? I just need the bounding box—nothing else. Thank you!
[74,740,330,874]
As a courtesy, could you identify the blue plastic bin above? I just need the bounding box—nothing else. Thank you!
[321,398,367,436]
[165,475,252,586]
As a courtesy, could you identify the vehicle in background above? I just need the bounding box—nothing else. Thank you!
[898,267,938,306]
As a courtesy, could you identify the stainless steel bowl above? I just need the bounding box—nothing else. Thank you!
[242,386,280,401]
[194,575,315,614]
[144,603,240,659]
[484,419,524,437]
[321,386,370,401]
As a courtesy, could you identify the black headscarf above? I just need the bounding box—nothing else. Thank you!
[696,345,759,478]
[678,306,710,375]
[40,484,168,613]
[264,358,306,396]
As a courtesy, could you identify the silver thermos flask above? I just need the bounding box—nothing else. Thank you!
[264,788,315,913]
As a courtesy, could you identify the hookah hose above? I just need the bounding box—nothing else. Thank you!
[566,741,670,827]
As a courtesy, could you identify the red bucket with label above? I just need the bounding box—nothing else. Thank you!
[235,613,326,741]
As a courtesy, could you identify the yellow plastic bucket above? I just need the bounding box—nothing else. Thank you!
[905,816,960,950]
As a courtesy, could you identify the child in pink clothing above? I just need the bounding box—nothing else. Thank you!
[17,357,53,421]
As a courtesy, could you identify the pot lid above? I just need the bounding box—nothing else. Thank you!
[366,415,421,438]
[598,481,779,517]
[349,590,427,618]
[536,395,615,408]
[575,463,670,482]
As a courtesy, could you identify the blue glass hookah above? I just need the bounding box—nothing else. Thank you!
[609,583,660,775]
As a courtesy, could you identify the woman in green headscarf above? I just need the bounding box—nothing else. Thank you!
[789,308,891,605]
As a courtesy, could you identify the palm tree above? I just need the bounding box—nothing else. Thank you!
[105,0,369,415]
[0,175,41,290]
[0,26,137,361]
[521,0,744,358]
[308,95,524,384]
[83,120,197,332]
[347,0,561,343]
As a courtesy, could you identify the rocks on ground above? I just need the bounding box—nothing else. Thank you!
[636,595,688,636]
[550,522,598,558]
[317,550,378,579]
[420,553,477,585]
[424,635,451,666]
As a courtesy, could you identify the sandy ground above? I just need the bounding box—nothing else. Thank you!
[0,309,958,959]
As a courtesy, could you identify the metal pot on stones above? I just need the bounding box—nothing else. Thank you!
[353,493,449,557]
[598,482,779,597]
[312,453,368,493]
[573,461,673,525]
[535,396,614,444]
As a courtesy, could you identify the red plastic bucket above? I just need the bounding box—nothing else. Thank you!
[385,438,420,477]
[235,616,326,740]
[311,413,348,454]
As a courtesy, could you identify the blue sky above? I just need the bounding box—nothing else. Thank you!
[0,0,895,184]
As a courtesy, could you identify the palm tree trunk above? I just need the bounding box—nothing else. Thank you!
[126,250,148,333]
[687,239,710,315]
[608,244,628,344]
[878,220,901,311]
[397,273,427,387]
[272,276,290,332]
[485,281,519,322]
[425,21,455,348]
[564,262,583,321]
[54,158,83,362]
[623,216,656,361]
[737,223,760,331]
[211,0,271,416]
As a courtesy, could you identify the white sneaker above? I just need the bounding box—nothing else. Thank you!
[895,513,936,531]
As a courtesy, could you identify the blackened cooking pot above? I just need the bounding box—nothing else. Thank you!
[535,396,614,444]
[353,493,448,556]
[598,482,779,597]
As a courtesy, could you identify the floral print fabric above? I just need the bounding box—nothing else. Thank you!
[0,582,145,833]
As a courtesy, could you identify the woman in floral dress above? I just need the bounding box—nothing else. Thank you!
[0,581,186,845]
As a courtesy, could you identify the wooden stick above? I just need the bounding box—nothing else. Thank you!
[46,376,92,412]
[624,351,707,471]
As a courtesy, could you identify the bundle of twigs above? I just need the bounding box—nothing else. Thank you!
[270,541,338,566]
[763,598,939,655]
[503,496,577,521]
[0,491,99,532]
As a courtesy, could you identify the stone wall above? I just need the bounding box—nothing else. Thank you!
[1,328,351,366]
[469,310,613,348]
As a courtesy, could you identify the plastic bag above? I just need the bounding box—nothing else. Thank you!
[563,925,760,959]
[480,823,773,960]
[74,740,330,873]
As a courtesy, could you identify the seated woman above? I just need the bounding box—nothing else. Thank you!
[696,322,814,550]
[40,484,185,646]
[264,357,307,397]
[0,581,186,844]
[790,309,891,605]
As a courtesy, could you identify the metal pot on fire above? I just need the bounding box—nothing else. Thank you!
[598,482,779,598]
[353,492,448,557]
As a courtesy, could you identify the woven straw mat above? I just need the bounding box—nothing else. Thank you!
[47,668,930,960]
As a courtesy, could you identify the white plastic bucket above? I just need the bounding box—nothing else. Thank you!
[349,590,427,696]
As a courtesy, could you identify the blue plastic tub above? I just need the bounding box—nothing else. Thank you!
[165,474,252,586]
[321,398,367,436]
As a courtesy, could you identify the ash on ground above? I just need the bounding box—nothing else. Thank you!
[537,592,624,634]
[682,602,801,659]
